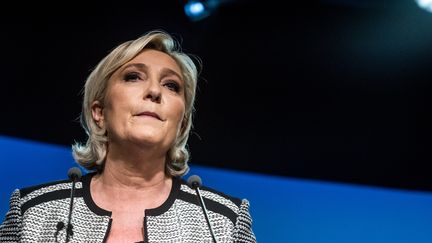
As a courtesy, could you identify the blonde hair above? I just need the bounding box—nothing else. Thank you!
[72,30,199,176]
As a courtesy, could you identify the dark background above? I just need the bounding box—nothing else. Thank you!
[1,0,431,191]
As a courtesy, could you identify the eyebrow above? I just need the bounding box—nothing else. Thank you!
[121,63,148,72]
[121,63,183,81]
[160,68,183,82]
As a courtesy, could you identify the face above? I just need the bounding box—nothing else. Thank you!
[92,49,186,152]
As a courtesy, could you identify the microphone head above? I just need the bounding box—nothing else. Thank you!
[187,175,202,189]
[67,167,82,181]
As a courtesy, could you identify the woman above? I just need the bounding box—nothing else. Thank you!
[0,30,256,242]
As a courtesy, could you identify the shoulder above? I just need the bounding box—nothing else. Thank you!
[19,178,73,197]
[177,177,247,224]
[178,177,242,207]
[15,173,91,214]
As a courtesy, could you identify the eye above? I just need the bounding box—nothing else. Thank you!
[164,81,181,93]
[123,72,142,82]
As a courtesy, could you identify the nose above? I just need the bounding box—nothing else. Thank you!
[145,79,162,103]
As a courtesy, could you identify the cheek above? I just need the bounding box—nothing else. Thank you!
[171,101,186,131]
[103,91,133,130]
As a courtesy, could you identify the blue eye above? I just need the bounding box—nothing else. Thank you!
[164,81,180,93]
[124,72,141,82]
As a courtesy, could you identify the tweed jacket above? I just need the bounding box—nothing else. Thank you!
[0,172,256,242]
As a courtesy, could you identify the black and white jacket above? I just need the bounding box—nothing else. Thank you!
[0,172,256,242]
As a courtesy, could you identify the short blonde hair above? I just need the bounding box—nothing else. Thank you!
[72,30,199,176]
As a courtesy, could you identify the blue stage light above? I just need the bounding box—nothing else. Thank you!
[416,0,432,13]
[184,0,211,21]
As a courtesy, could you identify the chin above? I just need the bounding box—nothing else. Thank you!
[123,127,175,148]
[131,135,162,145]
[127,131,166,146]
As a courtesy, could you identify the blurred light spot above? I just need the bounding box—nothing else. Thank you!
[416,0,432,13]
[184,0,220,22]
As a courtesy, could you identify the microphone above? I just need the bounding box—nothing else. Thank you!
[65,167,82,242]
[187,175,219,243]
[55,167,82,243]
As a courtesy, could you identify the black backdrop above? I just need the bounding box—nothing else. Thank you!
[2,0,431,191]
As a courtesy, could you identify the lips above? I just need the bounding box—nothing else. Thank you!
[135,111,162,120]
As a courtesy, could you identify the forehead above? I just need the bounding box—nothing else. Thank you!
[124,49,182,74]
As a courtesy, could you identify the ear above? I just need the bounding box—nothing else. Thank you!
[91,100,104,129]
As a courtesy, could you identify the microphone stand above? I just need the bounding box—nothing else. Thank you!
[193,185,219,243]
[188,175,219,243]
[54,167,81,243]
[65,176,78,243]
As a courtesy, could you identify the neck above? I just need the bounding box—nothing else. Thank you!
[98,141,169,191]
